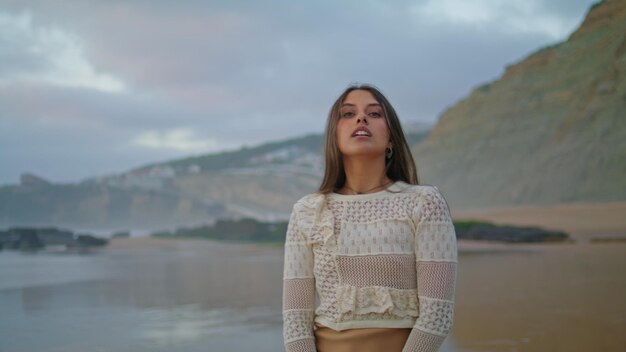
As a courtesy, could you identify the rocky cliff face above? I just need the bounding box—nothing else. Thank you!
[413,0,626,210]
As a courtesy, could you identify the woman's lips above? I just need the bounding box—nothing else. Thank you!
[352,126,372,137]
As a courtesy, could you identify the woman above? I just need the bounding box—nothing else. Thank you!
[282,84,458,352]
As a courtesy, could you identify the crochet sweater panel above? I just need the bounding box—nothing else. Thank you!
[282,181,458,352]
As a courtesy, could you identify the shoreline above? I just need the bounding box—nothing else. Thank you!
[104,236,283,255]
[105,236,626,255]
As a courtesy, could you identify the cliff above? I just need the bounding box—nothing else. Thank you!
[413,0,626,210]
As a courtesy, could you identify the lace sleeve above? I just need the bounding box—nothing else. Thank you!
[283,204,317,352]
[403,186,458,352]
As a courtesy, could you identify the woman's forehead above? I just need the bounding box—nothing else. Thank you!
[342,90,380,106]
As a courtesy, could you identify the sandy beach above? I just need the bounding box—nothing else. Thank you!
[455,240,626,351]
[454,201,626,241]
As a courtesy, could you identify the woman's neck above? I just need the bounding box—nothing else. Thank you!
[340,156,391,195]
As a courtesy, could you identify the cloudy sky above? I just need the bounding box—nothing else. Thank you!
[0,0,598,185]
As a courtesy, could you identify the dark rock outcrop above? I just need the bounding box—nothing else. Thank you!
[455,222,569,243]
[0,227,108,251]
[75,234,108,247]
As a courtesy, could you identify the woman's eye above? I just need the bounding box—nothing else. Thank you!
[342,112,355,118]
[369,112,382,118]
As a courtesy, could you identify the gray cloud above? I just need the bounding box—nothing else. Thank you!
[0,0,599,184]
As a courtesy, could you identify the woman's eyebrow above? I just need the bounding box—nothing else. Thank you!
[341,103,381,108]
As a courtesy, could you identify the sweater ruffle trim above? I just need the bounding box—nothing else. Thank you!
[337,285,419,319]
[297,193,335,246]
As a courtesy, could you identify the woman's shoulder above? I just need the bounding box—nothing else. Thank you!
[290,192,327,219]
[392,182,449,212]
[411,184,452,218]
[391,181,440,196]
[293,192,325,208]
[289,192,330,239]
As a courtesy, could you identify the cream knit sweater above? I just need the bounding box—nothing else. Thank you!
[282,181,458,352]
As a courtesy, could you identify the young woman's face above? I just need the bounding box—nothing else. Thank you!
[336,89,391,159]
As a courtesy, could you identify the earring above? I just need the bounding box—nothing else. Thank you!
[385,147,393,159]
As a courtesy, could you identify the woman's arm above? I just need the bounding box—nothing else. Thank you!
[403,186,458,352]
[283,204,317,352]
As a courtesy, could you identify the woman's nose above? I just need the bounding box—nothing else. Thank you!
[357,115,368,124]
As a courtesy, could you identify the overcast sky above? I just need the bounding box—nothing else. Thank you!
[0,0,598,185]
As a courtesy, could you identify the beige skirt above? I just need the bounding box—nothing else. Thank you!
[314,322,411,352]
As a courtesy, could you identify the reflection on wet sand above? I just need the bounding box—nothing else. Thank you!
[107,239,283,310]
[453,241,626,351]
[102,238,626,351]
[0,238,285,352]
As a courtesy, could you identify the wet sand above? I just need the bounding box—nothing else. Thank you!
[454,241,626,351]
[105,236,626,351]
[106,237,284,310]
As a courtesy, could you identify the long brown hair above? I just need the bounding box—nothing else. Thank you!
[318,83,419,193]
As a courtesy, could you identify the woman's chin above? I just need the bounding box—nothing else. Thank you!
[341,150,386,160]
